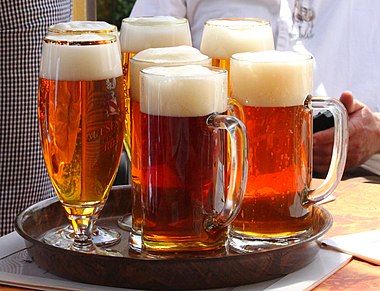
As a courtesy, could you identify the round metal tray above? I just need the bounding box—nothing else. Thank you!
[15,185,332,290]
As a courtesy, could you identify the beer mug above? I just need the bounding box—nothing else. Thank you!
[139,65,248,253]
[118,16,193,231]
[128,46,210,250]
[200,18,274,89]
[229,51,348,252]
[120,16,192,157]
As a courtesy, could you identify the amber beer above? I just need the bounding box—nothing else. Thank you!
[140,65,247,253]
[234,105,312,235]
[229,51,314,246]
[38,34,125,216]
[120,16,192,156]
[200,18,274,90]
[140,112,228,251]
[128,47,210,243]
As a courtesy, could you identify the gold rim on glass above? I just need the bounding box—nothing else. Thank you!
[43,34,117,46]
[48,25,117,35]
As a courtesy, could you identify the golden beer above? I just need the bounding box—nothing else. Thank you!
[38,34,125,251]
[200,18,274,93]
[120,16,192,156]
[230,51,314,248]
[128,46,210,249]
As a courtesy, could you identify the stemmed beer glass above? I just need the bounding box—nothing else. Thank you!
[38,33,125,252]
[42,21,123,248]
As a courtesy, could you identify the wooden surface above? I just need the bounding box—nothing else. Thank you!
[316,173,380,290]
[2,170,380,290]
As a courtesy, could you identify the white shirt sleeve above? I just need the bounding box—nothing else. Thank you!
[130,0,187,18]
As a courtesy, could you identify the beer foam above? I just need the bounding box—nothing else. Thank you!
[231,51,314,107]
[133,46,209,63]
[140,65,227,117]
[40,34,122,81]
[200,18,274,59]
[130,46,211,101]
[120,16,192,53]
[49,21,117,33]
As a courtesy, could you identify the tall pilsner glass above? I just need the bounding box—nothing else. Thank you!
[43,21,122,248]
[38,34,125,253]
[140,65,248,253]
[118,16,192,230]
[128,46,210,250]
[200,18,274,93]
[229,51,348,252]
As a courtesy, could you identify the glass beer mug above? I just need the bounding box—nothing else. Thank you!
[118,16,193,231]
[229,51,348,252]
[139,65,248,253]
[200,18,274,95]
[128,46,210,250]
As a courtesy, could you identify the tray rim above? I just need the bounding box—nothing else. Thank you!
[15,185,333,263]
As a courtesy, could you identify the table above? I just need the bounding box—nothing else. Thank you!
[1,169,379,290]
[315,171,380,290]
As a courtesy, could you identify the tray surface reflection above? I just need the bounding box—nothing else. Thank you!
[16,185,332,290]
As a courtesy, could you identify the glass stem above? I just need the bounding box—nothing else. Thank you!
[69,215,96,252]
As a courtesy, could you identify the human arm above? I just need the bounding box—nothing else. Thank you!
[313,91,380,173]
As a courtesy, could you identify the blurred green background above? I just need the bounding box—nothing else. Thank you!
[97,0,136,28]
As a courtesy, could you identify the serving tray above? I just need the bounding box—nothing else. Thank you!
[15,185,332,290]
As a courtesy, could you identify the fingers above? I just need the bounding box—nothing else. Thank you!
[340,91,365,114]
[313,126,334,145]
[313,143,333,174]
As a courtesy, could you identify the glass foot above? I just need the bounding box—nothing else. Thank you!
[43,225,121,249]
[117,214,132,231]
[229,230,312,253]
[129,229,142,252]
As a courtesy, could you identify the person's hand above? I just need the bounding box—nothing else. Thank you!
[313,91,380,174]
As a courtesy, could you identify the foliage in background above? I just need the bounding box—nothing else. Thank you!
[97,0,136,29]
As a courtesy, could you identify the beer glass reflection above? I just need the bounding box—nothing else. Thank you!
[139,65,248,253]
[229,51,348,252]
[38,34,125,252]
[128,46,210,250]
[118,16,192,231]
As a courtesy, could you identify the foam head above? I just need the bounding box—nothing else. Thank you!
[40,34,122,81]
[120,16,192,53]
[48,21,117,34]
[140,65,227,117]
[200,18,274,60]
[130,46,211,101]
[231,51,314,107]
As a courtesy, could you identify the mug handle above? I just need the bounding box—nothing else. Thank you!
[205,113,248,231]
[305,96,348,205]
